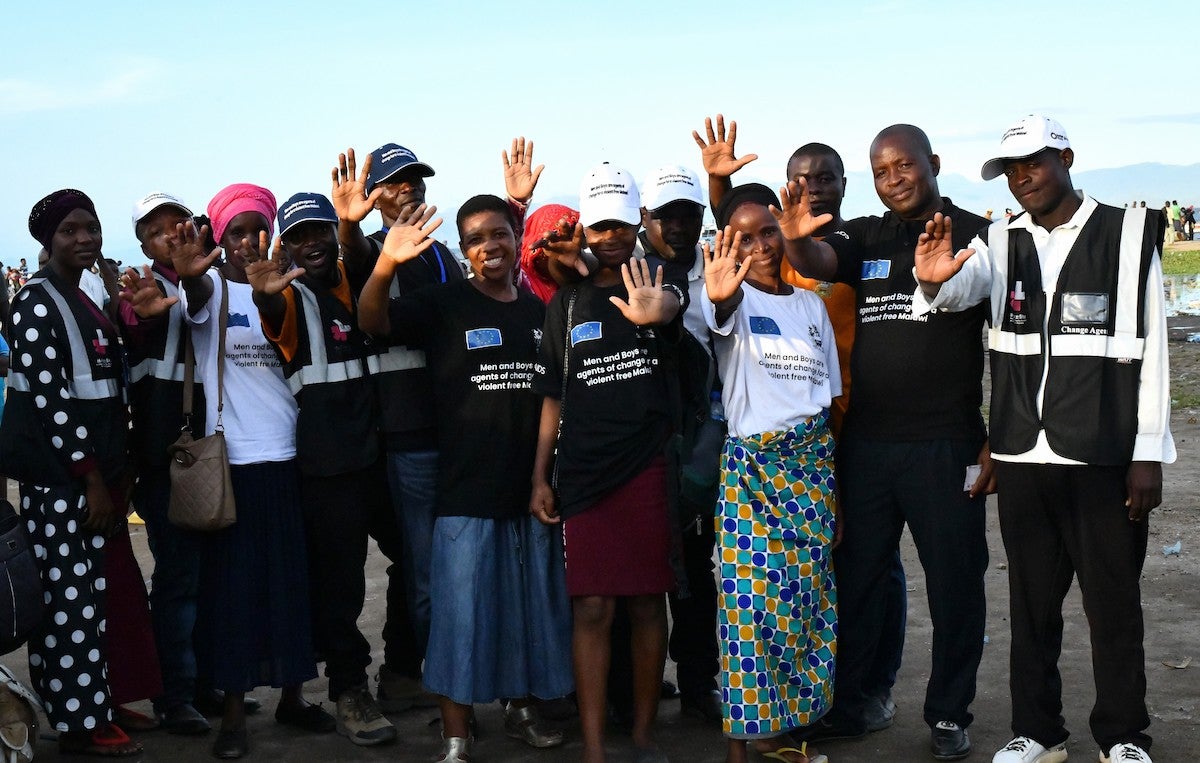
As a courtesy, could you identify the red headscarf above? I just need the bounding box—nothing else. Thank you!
[520,204,579,304]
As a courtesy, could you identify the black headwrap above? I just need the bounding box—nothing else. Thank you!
[28,189,97,249]
[714,183,781,229]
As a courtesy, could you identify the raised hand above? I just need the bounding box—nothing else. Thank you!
[704,227,750,304]
[167,221,220,280]
[331,148,383,224]
[120,264,179,318]
[772,179,834,241]
[692,114,758,179]
[542,220,589,277]
[610,258,675,326]
[502,136,544,203]
[246,234,304,295]
[914,213,974,285]
[380,203,443,266]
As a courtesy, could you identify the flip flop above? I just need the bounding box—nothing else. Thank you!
[58,724,143,757]
[757,741,829,763]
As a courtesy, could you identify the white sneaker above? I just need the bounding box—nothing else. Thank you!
[993,736,1069,763]
[1100,743,1152,763]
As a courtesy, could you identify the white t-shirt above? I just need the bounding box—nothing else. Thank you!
[703,283,841,439]
[180,270,298,465]
[79,268,107,309]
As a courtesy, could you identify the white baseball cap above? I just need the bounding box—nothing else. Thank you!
[980,115,1071,181]
[640,165,705,212]
[579,163,641,227]
[132,191,193,230]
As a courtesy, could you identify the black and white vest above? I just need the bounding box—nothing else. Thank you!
[983,204,1157,464]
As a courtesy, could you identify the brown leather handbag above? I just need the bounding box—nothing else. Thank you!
[167,274,235,531]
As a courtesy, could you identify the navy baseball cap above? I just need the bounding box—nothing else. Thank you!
[365,143,436,193]
[277,192,338,237]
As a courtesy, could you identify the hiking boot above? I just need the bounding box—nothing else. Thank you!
[335,687,397,746]
[375,665,438,713]
[992,736,1068,763]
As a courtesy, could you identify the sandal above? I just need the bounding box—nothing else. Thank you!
[115,705,161,732]
[756,740,828,763]
[58,724,143,757]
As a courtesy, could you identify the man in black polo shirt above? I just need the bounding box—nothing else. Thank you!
[777,124,991,761]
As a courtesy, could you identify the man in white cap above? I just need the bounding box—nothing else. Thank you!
[912,115,1175,763]
[121,192,213,734]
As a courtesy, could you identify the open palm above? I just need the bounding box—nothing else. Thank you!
[704,228,750,304]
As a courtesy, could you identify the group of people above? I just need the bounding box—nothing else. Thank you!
[0,112,1175,763]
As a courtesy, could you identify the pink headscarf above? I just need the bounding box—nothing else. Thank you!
[206,183,277,246]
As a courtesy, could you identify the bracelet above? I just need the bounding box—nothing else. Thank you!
[661,282,685,305]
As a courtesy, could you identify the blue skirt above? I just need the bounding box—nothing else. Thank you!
[196,460,317,692]
[423,514,573,705]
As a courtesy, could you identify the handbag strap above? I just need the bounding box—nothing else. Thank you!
[181,271,229,432]
[551,287,577,489]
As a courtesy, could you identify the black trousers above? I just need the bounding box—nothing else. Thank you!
[302,460,401,700]
[832,437,988,729]
[995,462,1151,752]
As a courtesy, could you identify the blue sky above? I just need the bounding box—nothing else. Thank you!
[1,1,1194,263]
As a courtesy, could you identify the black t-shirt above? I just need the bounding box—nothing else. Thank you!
[826,199,989,442]
[388,280,545,519]
[531,280,677,518]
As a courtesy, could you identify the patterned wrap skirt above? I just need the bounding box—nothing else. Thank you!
[717,411,838,739]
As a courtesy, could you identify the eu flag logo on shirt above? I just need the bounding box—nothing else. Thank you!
[228,312,251,328]
[748,316,781,335]
[571,321,602,347]
[861,260,891,280]
[465,328,503,350]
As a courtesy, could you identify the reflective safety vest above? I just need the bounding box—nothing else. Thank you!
[983,204,1157,464]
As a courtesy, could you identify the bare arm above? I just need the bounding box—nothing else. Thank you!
[773,179,839,282]
[356,205,442,338]
[332,148,385,285]
[529,397,562,525]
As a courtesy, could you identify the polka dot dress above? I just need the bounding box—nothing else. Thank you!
[717,413,838,739]
[3,280,123,732]
[21,485,111,732]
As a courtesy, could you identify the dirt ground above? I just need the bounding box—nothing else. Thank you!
[6,328,1199,762]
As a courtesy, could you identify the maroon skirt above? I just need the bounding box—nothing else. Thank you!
[562,457,674,597]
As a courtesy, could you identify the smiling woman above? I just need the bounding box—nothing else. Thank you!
[0,189,144,757]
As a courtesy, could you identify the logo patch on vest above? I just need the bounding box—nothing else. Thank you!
[748,316,781,335]
[330,319,350,342]
[92,329,109,356]
[570,321,602,347]
[465,328,503,350]
[861,260,891,280]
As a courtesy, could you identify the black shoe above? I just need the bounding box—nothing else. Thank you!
[212,725,248,759]
[679,690,722,725]
[931,720,971,761]
[160,703,212,735]
[195,689,263,718]
[659,680,679,699]
[863,693,896,733]
[274,701,337,734]
[797,715,868,743]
